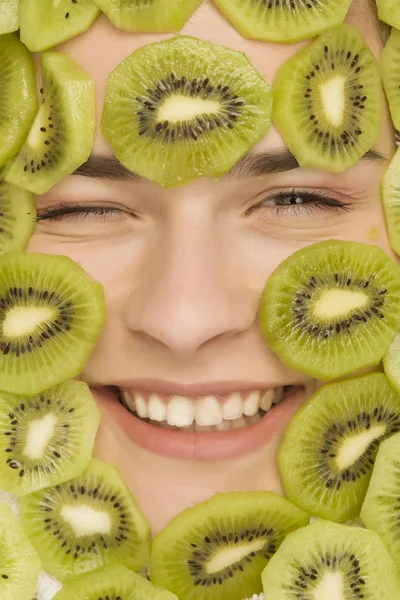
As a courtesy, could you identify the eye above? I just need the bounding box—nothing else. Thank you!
[245,188,353,217]
[35,203,132,222]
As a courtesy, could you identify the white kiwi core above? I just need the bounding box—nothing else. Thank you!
[61,505,111,537]
[336,425,386,470]
[157,95,220,123]
[205,539,265,574]
[313,571,344,600]
[3,306,54,338]
[320,76,346,127]
[313,289,367,320]
[24,413,57,460]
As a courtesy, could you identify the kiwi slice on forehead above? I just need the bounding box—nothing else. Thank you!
[279,373,400,522]
[212,0,352,43]
[0,170,36,253]
[259,240,400,381]
[19,0,101,52]
[6,51,95,195]
[261,520,400,599]
[381,29,400,132]
[376,0,400,28]
[0,380,100,496]
[273,24,382,173]
[150,491,309,600]
[0,252,106,396]
[0,0,19,34]
[94,0,202,32]
[101,36,273,188]
[20,459,151,580]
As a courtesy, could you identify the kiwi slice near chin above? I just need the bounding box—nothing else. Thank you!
[0,503,41,600]
[5,51,95,195]
[19,0,100,52]
[94,0,202,32]
[0,170,36,253]
[382,146,400,257]
[150,491,309,600]
[0,0,19,33]
[53,564,178,600]
[0,380,101,496]
[212,0,351,44]
[259,240,400,381]
[261,520,400,599]
[101,36,272,188]
[381,29,400,132]
[273,24,382,173]
[279,373,400,522]
[376,0,400,28]
[20,458,151,581]
[0,251,106,396]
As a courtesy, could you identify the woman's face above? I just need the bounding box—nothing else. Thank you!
[27,0,396,535]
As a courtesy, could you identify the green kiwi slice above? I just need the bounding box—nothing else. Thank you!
[5,51,95,195]
[279,373,400,522]
[382,146,400,257]
[273,24,382,173]
[20,458,151,581]
[101,36,272,188]
[360,431,400,566]
[381,29,400,132]
[94,0,202,32]
[0,503,41,600]
[0,169,36,252]
[53,564,178,600]
[212,0,352,43]
[259,240,400,381]
[383,334,400,395]
[0,0,19,33]
[376,0,400,28]
[261,520,400,599]
[150,491,309,600]
[19,0,100,52]
[0,251,105,396]
[0,379,101,496]
[0,34,38,167]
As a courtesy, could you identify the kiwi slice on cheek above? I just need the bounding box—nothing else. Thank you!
[0,171,36,253]
[380,29,400,132]
[150,491,309,600]
[0,0,19,34]
[382,146,400,258]
[0,252,106,396]
[273,24,382,173]
[101,36,273,188]
[261,520,400,598]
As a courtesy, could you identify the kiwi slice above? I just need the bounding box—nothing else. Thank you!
[259,240,400,381]
[212,0,351,44]
[0,0,19,33]
[383,333,400,396]
[273,24,382,173]
[0,503,41,600]
[94,0,201,32]
[0,34,38,166]
[279,372,400,522]
[0,251,106,396]
[381,29,400,132]
[376,0,400,29]
[0,379,101,496]
[261,519,400,599]
[53,564,178,600]
[5,51,95,195]
[382,144,400,260]
[0,169,36,252]
[150,491,309,600]
[19,458,151,581]
[101,36,273,188]
[19,0,100,52]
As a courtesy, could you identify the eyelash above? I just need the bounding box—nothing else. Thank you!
[35,190,353,222]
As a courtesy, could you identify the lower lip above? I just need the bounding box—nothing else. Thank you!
[93,386,305,461]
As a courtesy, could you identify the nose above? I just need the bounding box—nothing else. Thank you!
[123,204,258,357]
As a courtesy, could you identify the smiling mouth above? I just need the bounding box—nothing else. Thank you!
[117,386,295,433]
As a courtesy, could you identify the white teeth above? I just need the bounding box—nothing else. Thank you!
[148,394,167,422]
[134,393,148,418]
[260,389,274,412]
[243,391,261,416]
[123,391,136,412]
[223,392,243,420]
[194,396,223,427]
[215,419,232,431]
[273,387,284,405]
[167,396,194,427]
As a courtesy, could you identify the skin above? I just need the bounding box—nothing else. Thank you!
[28,0,396,535]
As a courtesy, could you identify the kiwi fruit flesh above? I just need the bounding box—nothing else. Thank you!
[259,240,400,381]
[382,140,400,257]
[6,51,95,195]
[0,168,36,253]
[101,35,273,188]
[0,34,38,167]
[376,0,400,28]
[0,503,41,600]
[150,491,309,600]
[273,24,382,173]
[19,458,151,581]
[0,251,106,396]
[0,379,101,496]
[261,519,400,599]
[383,333,400,396]
[19,0,100,52]
[94,0,202,32]
[53,564,179,600]
[212,0,352,44]
[380,29,400,131]
[279,373,400,522]
[0,0,19,33]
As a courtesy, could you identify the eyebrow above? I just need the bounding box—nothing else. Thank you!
[73,148,386,182]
